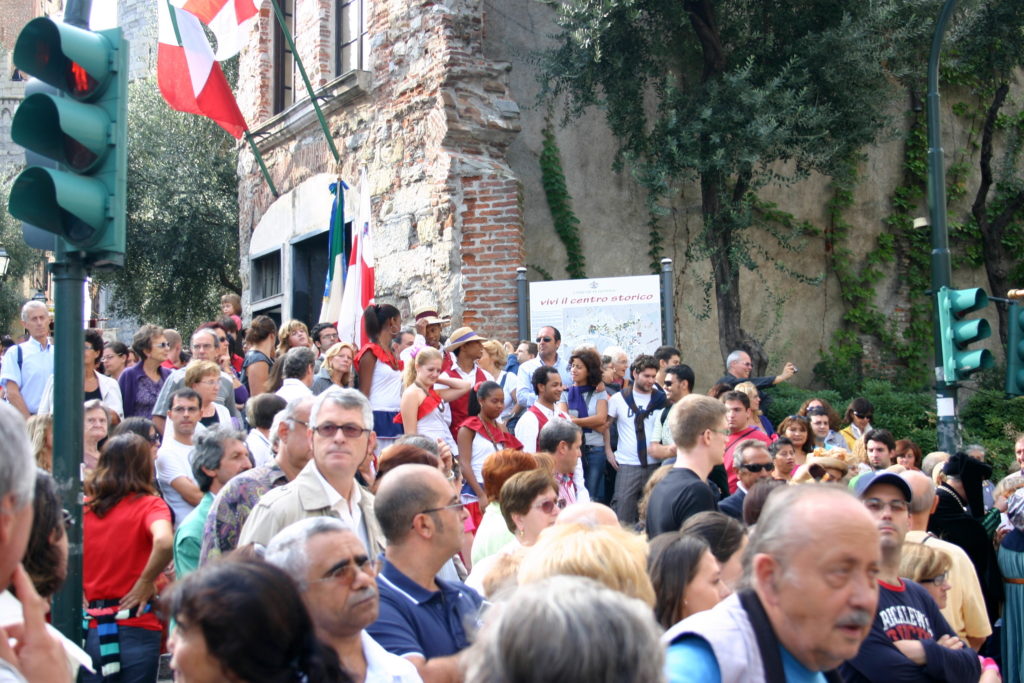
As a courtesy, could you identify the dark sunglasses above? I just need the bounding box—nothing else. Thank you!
[740,462,775,473]
[536,336,553,343]
[853,412,872,419]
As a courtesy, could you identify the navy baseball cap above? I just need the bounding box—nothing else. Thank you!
[853,471,912,502]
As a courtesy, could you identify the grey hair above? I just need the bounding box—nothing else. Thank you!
[20,300,48,322]
[964,444,987,458]
[538,419,581,454]
[740,484,858,589]
[310,387,373,431]
[602,345,627,362]
[270,397,308,450]
[921,451,951,478]
[393,433,440,456]
[264,517,356,590]
[190,426,247,493]
[733,439,769,468]
[190,328,219,346]
[0,403,34,509]
[282,346,316,380]
[725,350,745,370]
[463,575,665,683]
[905,473,936,515]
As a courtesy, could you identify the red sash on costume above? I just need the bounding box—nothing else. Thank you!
[356,343,402,371]
[393,388,444,424]
[529,404,550,431]
[446,366,488,439]
[460,416,523,451]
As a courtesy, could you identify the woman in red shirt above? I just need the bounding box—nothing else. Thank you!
[82,433,173,683]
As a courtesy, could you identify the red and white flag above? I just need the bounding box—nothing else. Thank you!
[177,0,258,60]
[157,0,248,138]
[337,171,375,347]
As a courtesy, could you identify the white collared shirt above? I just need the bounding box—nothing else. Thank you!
[276,377,313,402]
[362,631,423,683]
[311,465,368,550]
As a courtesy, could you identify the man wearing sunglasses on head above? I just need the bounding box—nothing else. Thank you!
[266,517,421,683]
[238,388,385,556]
[515,326,573,409]
[718,441,774,521]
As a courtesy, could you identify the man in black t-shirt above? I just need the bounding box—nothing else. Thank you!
[645,395,726,537]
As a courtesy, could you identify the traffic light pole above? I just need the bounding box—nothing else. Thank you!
[927,0,959,454]
[49,249,87,642]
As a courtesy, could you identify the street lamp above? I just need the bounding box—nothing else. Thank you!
[32,289,47,303]
[0,249,9,279]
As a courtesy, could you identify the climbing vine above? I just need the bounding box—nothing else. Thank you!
[539,123,587,279]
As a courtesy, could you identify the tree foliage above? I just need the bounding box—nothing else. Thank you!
[541,0,931,372]
[92,76,241,333]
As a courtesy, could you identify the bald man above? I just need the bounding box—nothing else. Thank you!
[556,502,619,527]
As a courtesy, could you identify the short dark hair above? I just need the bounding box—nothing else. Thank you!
[865,428,896,453]
[844,397,874,424]
[665,365,695,392]
[770,437,794,456]
[500,469,559,533]
[538,326,561,342]
[679,511,746,566]
[653,346,681,364]
[85,329,105,354]
[532,365,560,394]
[630,354,659,376]
[247,393,287,431]
[282,347,316,380]
[520,341,538,356]
[721,390,750,410]
[170,387,203,410]
[374,465,441,544]
[309,322,337,346]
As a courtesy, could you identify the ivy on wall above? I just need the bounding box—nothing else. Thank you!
[539,123,586,279]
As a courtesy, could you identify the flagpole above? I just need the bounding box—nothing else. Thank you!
[244,131,279,197]
[268,0,341,164]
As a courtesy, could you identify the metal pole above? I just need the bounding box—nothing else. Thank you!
[49,250,87,643]
[660,258,675,346]
[927,0,960,454]
[243,131,279,198]
[267,0,341,164]
[63,0,92,28]
[516,267,529,342]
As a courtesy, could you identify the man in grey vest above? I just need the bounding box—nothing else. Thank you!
[663,485,879,682]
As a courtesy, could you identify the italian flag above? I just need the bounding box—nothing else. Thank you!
[157,0,248,139]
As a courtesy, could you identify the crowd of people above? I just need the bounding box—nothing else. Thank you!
[0,294,1023,682]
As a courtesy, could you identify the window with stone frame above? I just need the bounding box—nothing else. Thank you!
[272,0,295,113]
[334,0,368,76]
[251,250,282,302]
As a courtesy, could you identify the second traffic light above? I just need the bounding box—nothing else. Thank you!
[7,17,128,269]
[936,286,994,383]
[1006,302,1024,396]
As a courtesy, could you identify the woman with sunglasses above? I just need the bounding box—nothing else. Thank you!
[840,397,875,450]
[466,468,559,595]
[119,324,172,419]
[776,414,813,465]
[899,543,953,610]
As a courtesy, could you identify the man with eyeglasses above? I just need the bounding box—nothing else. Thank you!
[156,389,204,527]
[369,463,483,681]
[842,472,981,682]
[718,441,773,521]
[515,326,573,408]
[150,328,241,436]
[266,517,421,683]
[238,389,385,555]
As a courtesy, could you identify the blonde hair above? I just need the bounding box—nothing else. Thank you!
[184,359,221,387]
[899,543,951,584]
[323,341,357,387]
[482,339,507,369]
[402,347,443,388]
[733,382,760,417]
[518,523,655,607]
[276,319,310,357]
[27,413,53,471]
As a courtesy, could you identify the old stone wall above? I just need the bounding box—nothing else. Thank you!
[237,0,522,339]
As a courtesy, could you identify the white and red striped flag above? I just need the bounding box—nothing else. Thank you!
[177,0,258,60]
[157,0,248,138]
[337,170,375,347]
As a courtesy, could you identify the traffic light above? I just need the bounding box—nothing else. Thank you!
[1006,302,1024,396]
[7,17,128,269]
[936,286,994,383]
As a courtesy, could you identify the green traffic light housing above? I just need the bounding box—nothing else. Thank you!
[937,286,994,383]
[7,18,127,268]
[1006,302,1024,396]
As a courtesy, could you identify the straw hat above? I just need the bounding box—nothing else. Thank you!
[445,327,486,352]
[413,304,449,327]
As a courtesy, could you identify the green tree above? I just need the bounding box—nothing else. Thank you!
[93,76,241,332]
[541,0,929,372]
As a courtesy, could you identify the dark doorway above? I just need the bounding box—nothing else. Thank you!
[291,231,329,327]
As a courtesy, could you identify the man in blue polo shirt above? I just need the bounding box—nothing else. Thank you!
[368,464,483,681]
[1,301,53,417]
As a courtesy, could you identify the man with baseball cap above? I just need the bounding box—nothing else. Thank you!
[841,472,981,682]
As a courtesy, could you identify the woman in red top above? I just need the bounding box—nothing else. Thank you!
[397,347,471,448]
[457,381,522,523]
[82,433,173,683]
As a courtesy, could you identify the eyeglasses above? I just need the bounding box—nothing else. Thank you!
[740,462,775,473]
[154,342,170,349]
[320,333,340,342]
[533,499,566,514]
[663,380,674,387]
[853,412,872,419]
[421,500,466,515]
[312,423,371,439]
[197,378,220,386]
[314,556,378,586]
[919,573,948,585]
[147,433,161,444]
[863,498,909,514]
[536,336,553,343]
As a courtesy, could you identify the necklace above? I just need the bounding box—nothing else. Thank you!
[938,483,967,511]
